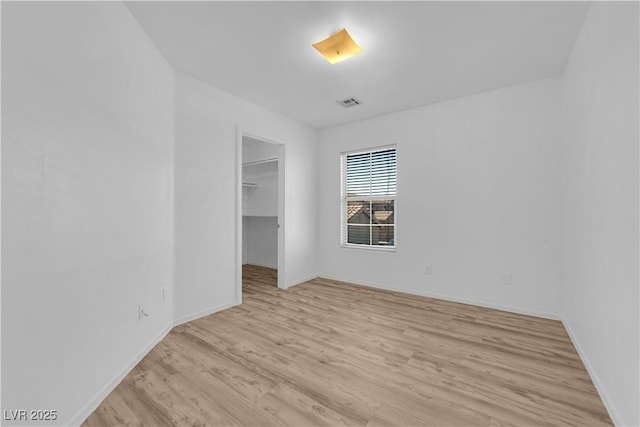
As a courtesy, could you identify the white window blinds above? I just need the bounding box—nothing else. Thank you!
[342,146,396,248]
[345,148,397,199]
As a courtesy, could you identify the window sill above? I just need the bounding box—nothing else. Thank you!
[341,244,397,253]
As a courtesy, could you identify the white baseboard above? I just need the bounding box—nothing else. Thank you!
[69,300,239,426]
[68,321,173,426]
[562,317,622,426]
[173,300,239,326]
[318,274,561,321]
[285,273,319,290]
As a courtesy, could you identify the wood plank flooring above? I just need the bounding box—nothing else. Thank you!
[83,265,612,426]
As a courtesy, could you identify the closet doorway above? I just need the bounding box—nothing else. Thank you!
[236,131,285,302]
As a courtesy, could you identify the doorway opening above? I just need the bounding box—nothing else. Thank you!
[236,130,285,304]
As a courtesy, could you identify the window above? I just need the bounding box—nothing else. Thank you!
[341,146,396,249]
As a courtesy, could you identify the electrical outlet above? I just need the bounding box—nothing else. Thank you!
[502,274,513,286]
[162,288,166,303]
[425,265,432,275]
[138,305,149,320]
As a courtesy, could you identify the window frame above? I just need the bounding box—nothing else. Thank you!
[340,144,397,252]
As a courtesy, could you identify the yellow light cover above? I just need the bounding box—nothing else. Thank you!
[312,29,362,64]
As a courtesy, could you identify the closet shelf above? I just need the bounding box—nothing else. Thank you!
[243,157,278,167]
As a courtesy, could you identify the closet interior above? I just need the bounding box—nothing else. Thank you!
[242,137,279,280]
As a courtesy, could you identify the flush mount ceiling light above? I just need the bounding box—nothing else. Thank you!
[312,28,362,64]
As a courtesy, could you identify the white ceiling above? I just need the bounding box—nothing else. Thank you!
[126,1,589,129]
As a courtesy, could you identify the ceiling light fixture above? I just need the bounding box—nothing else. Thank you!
[312,28,362,64]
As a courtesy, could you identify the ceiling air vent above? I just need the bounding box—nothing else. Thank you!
[337,97,363,108]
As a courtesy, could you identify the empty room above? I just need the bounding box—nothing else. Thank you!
[2,1,638,426]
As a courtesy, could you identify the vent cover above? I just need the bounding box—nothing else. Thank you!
[337,97,363,108]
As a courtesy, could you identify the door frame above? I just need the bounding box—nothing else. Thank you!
[236,126,286,304]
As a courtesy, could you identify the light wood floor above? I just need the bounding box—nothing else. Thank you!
[84,265,612,426]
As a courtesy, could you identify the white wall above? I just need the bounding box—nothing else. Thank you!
[174,73,317,321]
[242,220,248,265]
[243,162,278,217]
[560,3,639,426]
[244,217,278,269]
[1,2,174,425]
[318,77,563,318]
[243,137,280,164]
